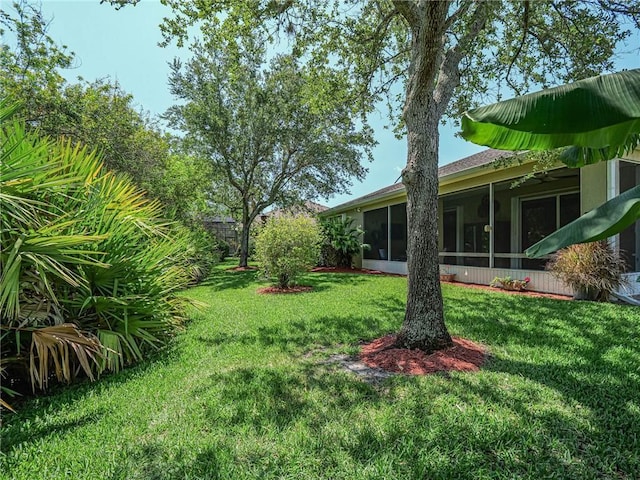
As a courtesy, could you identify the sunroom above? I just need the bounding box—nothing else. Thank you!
[321,149,640,296]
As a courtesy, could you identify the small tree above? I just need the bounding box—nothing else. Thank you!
[255,215,322,289]
[320,217,367,268]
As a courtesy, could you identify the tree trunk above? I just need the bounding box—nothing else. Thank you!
[396,91,452,353]
[238,214,251,268]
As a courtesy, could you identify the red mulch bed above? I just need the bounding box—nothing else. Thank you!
[360,334,486,375]
[257,285,313,294]
[226,266,259,272]
[440,280,571,301]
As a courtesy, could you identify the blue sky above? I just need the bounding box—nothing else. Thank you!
[31,1,640,207]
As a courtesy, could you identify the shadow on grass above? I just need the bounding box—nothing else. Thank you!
[440,288,640,476]
[195,309,398,354]
[109,442,229,480]
[194,362,381,432]
[1,409,106,451]
[195,269,259,291]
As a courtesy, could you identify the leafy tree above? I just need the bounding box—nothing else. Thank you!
[0,0,75,128]
[1,3,212,224]
[255,215,322,289]
[115,0,640,352]
[165,41,373,267]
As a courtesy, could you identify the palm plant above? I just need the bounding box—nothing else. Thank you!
[320,217,368,268]
[1,100,193,409]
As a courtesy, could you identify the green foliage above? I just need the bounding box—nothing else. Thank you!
[1,112,193,401]
[320,216,367,268]
[527,185,640,258]
[216,239,230,261]
[166,35,373,266]
[179,224,220,284]
[461,69,640,165]
[0,1,75,128]
[254,216,322,288]
[546,241,625,301]
[0,5,211,224]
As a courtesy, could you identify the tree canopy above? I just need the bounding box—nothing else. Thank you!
[0,2,212,223]
[165,39,373,266]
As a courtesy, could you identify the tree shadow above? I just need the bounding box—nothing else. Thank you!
[109,442,228,480]
[193,362,382,433]
[1,409,106,451]
[195,269,259,291]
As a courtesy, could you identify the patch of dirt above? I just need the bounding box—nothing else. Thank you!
[257,285,313,294]
[360,334,486,375]
[226,266,259,272]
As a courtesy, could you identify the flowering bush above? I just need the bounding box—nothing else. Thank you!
[490,276,531,291]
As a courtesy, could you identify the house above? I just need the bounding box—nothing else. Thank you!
[203,215,239,251]
[261,201,329,221]
[320,148,640,296]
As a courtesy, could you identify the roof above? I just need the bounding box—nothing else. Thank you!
[323,148,517,215]
[264,200,329,217]
[438,148,516,177]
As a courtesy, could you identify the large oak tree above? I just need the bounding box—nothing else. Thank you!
[165,40,373,267]
[113,0,640,351]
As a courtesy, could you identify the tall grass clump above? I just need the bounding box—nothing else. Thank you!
[547,240,625,301]
[1,101,193,408]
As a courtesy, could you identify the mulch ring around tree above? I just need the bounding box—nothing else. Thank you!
[226,266,259,272]
[257,285,313,294]
[322,334,487,383]
[360,334,487,376]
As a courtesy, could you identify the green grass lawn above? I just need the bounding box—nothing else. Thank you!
[2,261,639,479]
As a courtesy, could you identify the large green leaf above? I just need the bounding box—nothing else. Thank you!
[525,185,640,258]
[461,69,640,167]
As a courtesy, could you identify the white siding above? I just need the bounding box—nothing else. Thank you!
[363,260,574,295]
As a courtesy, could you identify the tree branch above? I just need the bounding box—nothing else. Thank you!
[434,0,488,116]
[391,0,420,29]
[505,0,530,95]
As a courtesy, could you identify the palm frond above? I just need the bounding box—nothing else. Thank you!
[29,323,104,391]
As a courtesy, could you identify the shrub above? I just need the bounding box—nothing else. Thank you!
[319,217,367,268]
[1,108,194,405]
[254,215,322,288]
[546,241,625,301]
[217,239,230,260]
[181,225,220,284]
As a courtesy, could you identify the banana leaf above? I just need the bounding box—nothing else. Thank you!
[525,185,640,258]
[461,69,640,167]
[461,70,640,252]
